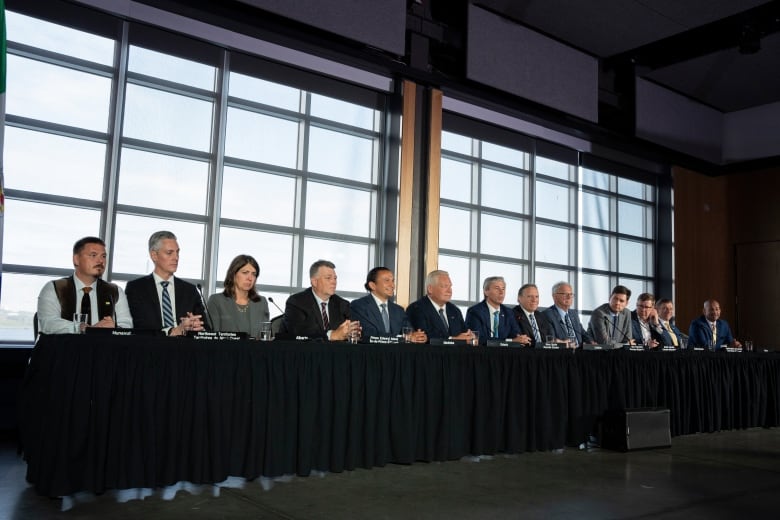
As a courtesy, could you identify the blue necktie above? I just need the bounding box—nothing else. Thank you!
[564,313,577,345]
[380,303,390,333]
[492,311,499,338]
[161,281,174,328]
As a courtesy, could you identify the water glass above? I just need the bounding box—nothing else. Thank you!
[347,320,361,344]
[402,326,413,343]
[744,340,753,352]
[545,334,555,347]
[72,313,88,334]
[470,330,480,346]
[258,321,273,341]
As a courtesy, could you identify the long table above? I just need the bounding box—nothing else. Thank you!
[19,335,780,497]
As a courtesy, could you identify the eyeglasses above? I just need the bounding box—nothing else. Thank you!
[555,292,574,298]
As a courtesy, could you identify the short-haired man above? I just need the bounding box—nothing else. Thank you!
[631,293,664,348]
[542,281,593,348]
[350,267,426,343]
[465,276,527,345]
[513,283,554,347]
[37,236,133,334]
[125,231,206,336]
[589,285,634,347]
[406,270,473,342]
[285,259,352,341]
[688,299,741,350]
[656,298,684,348]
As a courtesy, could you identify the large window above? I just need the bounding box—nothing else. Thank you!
[440,116,658,319]
[0,6,395,342]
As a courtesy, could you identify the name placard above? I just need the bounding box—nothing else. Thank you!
[486,340,511,347]
[369,336,401,344]
[191,331,245,340]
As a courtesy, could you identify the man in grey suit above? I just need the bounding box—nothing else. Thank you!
[588,285,634,347]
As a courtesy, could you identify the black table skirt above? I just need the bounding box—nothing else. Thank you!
[18,335,780,497]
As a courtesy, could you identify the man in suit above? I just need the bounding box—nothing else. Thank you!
[656,298,684,348]
[285,259,352,340]
[542,281,593,348]
[512,283,554,347]
[588,285,635,347]
[631,292,664,348]
[688,299,741,350]
[465,276,527,345]
[350,267,427,342]
[406,270,473,342]
[37,236,133,334]
[125,231,206,336]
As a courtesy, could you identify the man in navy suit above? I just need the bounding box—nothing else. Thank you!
[285,259,352,341]
[656,298,685,348]
[465,276,527,345]
[350,267,427,343]
[542,281,593,348]
[631,292,664,348]
[512,283,554,347]
[406,270,473,342]
[125,231,206,336]
[688,299,741,350]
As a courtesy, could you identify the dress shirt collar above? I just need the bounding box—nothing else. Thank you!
[152,272,174,285]
[427,295,446,313]
[370,293,388,308]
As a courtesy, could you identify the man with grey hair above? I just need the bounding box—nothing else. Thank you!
[465,276,527,344]
[406,270,473,342]
[542,281,593,347]
[125,230,206,336]
[285,259,352,340]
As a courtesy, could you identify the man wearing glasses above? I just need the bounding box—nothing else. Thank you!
[631,293,664,348]
[542,281,592,348]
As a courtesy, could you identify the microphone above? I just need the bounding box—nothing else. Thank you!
[196,284,214,331]
[267,297,284,315]
[605,315,631,344]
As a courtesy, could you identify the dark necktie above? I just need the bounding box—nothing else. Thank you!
[81,287,92,325]
[161,281,174,328]
[321,302,330,331]
[380,303,390,333]
[529,313,541,343]
[492,311,499,338]
[438,308,448,330]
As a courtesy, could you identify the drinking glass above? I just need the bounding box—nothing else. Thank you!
[72,313,88,334]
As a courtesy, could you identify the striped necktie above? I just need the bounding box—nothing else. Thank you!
[529,313,541,343]
[492,311,499,338]
[161,281,174,328]
[321,302,330,331]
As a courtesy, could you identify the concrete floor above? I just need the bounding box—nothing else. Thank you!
[1,428,778,519]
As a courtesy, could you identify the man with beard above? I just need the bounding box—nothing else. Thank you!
[37,236,133,333]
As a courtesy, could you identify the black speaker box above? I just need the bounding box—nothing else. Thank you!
[601,408,671,451]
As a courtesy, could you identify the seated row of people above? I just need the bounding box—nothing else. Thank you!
[37,234,740,350]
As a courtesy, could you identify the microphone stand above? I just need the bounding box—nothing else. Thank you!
[196,284,214,331]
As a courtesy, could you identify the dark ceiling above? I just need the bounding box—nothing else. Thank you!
[465,0,780,113]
